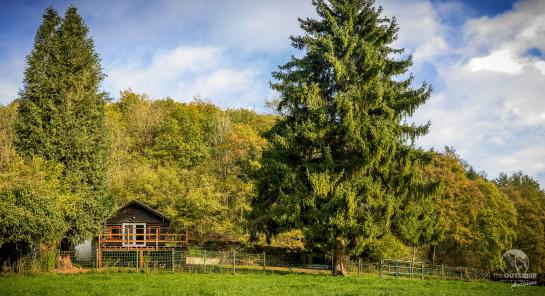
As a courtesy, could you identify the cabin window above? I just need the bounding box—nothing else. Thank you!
[122,223,146,247]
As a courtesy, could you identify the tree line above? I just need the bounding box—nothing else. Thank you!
[1,1,544,274]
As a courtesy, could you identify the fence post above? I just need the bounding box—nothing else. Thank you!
[220,251,224,273]
[395,260,399,278]
[172,250,175,272]
[441,264,444,279]
[358,258,361,278]
[204,250,207,273]
[421,262,424,279]
[232,251,236,274]
[56,249,60,270]
[136,250,139,272]
[262,251,266,273]
[380,259,384,279]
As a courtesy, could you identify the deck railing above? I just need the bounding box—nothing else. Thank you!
[98,226,188,251]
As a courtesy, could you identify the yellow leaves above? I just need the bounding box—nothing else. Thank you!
[269,229,305,250]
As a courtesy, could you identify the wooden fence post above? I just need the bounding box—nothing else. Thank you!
[204,250,207,272]
[232,251,236,274]
[380,259,384,279]
[358,258,361,277]
[421,262,424,279]
[172,250,175,272]
[262,251,266,273]
[97,235,102,269]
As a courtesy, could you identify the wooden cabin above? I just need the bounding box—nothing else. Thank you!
[98,200,188,252]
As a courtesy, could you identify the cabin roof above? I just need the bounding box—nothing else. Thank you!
[106,200,171,225]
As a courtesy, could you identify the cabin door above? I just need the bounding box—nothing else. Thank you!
[122,223,146,247]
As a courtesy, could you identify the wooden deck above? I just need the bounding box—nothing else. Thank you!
[97,226,187,268]
[99,226,188,250]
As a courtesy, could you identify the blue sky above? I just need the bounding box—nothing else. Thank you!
[1,0,545,187]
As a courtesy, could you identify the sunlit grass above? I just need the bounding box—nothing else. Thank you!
[1,271,542,296]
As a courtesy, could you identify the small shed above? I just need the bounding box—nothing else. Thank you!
[99,200,187,251]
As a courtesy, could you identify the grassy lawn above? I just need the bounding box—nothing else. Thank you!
[1,272,543,296]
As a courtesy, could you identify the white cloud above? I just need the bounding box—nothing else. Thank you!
[534,60,545,75]
[380,0,449,64]
[480,144,545,183]
[104,45,266,108]
[408,0,545,186]
[468,49,523,74]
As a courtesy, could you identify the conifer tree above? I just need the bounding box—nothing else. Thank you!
[16,6,112,249]
[16,7,62,158]
[250,0,432,275]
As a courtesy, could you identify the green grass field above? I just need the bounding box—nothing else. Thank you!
[1,272,543,296]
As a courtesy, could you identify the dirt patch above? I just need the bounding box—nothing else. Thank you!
[54,254,88,274]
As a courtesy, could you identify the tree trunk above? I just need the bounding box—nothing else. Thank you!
[60,237,71,251]
[59,237,73,270]
[428,246,435,265]
[332,236,347,276]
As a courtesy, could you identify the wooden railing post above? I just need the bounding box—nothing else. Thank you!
[155,228,159,250]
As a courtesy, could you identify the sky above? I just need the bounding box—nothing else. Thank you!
[1,0,544,187]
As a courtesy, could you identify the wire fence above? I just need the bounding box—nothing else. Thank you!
[36,249,489,281]
[378,259,489,280]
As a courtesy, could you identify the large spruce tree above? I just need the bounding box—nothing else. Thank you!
[250,0,432,275]
[16,6,112,249]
